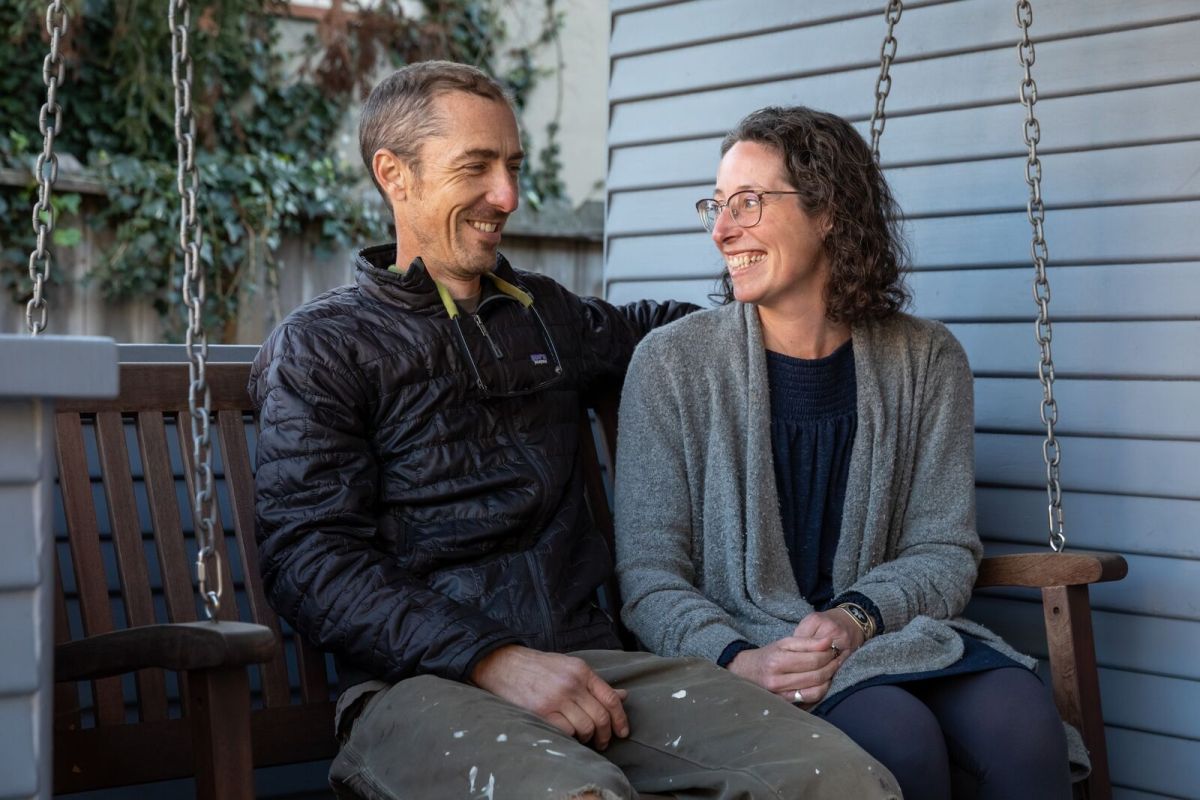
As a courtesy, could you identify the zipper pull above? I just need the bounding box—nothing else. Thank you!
[473,314,505,359]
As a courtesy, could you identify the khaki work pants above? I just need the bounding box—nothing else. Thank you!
[329,650,899,800]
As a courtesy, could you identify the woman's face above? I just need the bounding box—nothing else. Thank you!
[711,140,831,314]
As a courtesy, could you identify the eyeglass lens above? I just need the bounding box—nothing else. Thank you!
[697,191,762,232]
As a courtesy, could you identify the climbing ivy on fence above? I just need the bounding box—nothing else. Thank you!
[0,0,564,339]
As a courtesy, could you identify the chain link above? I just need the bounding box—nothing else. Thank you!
[869,0,903,162]
[170,0,221,618]
[26,0,68,335]
[1016,0,1065,552]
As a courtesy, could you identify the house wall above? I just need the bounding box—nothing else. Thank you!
[605,2,1200,798]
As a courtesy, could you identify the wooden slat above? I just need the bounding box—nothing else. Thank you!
[610,0,903,57]
[610,82,1200,189]
[613,140,1200,229]
[1099,668,1200,741]
[217,409,291,708]
[94,411,169,723]
[175,410,239,623]
[978,489,1200,560]
[976,433,1200,498]
[614,0,1195,100]
[54,702,337,794]
[967,596,1200,682]
[57,363,253,414]
[53,411,125,728]
[977,552,1127,590]
[983,543,1200,622]
[52,557,82,733]
[1106,727,1200,798]
[609,20,1200,145]
[909,264,1200,323]
[295,638,331,705]
[135,410,197,623]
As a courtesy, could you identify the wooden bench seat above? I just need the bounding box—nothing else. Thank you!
[51,361,1126,799]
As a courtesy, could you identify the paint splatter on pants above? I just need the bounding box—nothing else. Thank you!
[329,649,899,800]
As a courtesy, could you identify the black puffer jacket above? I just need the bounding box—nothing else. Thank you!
[250,245,693,691]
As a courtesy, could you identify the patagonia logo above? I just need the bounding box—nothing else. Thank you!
[530,353,549,366]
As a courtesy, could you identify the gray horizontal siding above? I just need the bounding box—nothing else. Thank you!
[607,0,1200,796]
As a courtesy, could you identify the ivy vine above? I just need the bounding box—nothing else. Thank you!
[0,0,565,340]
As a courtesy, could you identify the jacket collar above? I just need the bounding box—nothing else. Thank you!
[354,244,526,311]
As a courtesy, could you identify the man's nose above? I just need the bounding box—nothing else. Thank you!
[488,168,519,214]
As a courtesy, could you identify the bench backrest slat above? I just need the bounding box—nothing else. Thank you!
[135,409,198,623]
[217,408,293,707]
[55,411,127,727]
[95,410,170,722]
[174,410,240,623]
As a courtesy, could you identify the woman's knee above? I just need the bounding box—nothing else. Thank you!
[824,685,951,799]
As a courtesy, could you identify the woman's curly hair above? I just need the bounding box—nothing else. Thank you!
[714,106,910,324]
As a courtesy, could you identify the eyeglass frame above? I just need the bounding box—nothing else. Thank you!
[694,189,804,233]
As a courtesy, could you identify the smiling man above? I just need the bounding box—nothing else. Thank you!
[250,61,899,800]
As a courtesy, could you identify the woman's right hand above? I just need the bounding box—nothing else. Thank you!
[726,635,845,707]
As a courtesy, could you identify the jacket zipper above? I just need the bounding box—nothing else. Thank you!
[472,313,505,359]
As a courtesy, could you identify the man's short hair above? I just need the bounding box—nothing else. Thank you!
[359,60,512,202]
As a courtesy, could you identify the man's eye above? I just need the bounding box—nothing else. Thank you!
[464,163,486,173]
[508,163,523,175]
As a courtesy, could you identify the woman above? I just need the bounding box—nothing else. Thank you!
[613,106,1082,800]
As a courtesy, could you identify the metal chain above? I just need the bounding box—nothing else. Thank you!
[170,0,221,618]
[1016,0,1065,552]
[869,0,903,162]
[26,0,68,335]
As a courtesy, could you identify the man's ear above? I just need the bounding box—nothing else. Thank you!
[373,149,411,205]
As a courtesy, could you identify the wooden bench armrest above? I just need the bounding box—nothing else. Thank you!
[56,621,277,683]
[975,551,1128,590]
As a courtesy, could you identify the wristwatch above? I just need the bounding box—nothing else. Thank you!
[837,602,877,641]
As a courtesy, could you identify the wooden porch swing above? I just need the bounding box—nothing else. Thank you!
[35,2,1126,799]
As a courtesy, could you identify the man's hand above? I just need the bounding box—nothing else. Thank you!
[726,635,845,707]
[470,645,629,750]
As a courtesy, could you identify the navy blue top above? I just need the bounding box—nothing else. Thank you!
[766,341,858,610]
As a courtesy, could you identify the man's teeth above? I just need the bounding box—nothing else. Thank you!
[469,221,499,233]
[726,253,765,269]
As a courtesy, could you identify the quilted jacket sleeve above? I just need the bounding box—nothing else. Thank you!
[570,294,697,391]
[250,324,524,684]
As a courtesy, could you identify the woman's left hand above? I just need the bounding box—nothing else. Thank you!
[794,609,865,659]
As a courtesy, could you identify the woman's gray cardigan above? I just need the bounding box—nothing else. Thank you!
[613,302,1087,774]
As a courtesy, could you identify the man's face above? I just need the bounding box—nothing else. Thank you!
[392,92,523,289]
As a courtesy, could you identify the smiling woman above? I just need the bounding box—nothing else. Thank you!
[615,105,1082,800]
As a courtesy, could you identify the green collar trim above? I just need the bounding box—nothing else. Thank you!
[387,263,533,319]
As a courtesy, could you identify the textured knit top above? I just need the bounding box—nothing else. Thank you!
[766,341,858,611]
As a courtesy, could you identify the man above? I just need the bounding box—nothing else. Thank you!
[251,60,899,799]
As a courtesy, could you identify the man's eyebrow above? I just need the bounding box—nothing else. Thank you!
[455,148,526,162]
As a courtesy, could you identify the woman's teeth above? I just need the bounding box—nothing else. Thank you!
[726,253,765,270]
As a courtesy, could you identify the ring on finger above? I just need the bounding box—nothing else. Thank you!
[831,642,841,656]
[792,688,804,703]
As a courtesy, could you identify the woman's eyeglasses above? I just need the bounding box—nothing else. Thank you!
[695,190,803,233]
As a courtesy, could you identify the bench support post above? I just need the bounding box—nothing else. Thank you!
[1042,584,1111,800]
[185,665,256,800]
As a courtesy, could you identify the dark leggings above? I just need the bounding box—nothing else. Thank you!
[822,667,1071,800]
